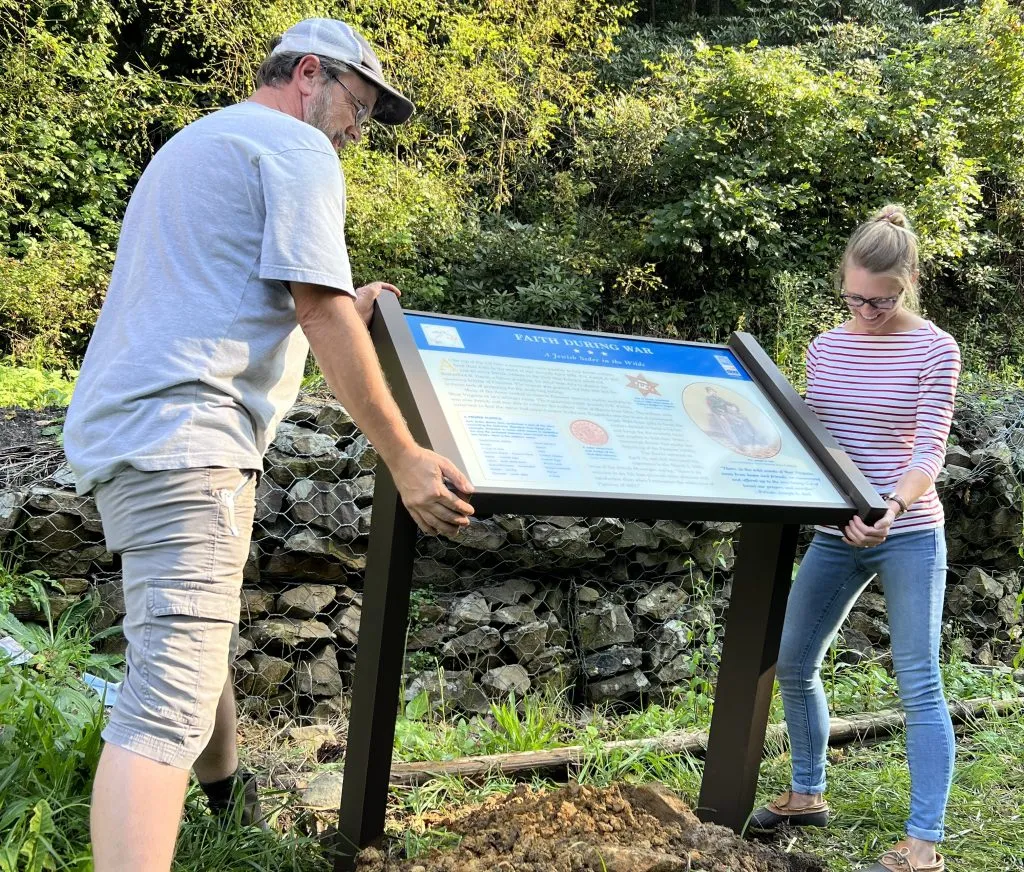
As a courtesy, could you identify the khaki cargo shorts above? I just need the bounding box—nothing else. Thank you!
[94,466,256,769]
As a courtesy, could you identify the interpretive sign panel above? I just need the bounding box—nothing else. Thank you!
[332,295,888,872]
[408,314,847,508]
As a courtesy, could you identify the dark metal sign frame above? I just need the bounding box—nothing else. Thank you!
[332,295,886,870]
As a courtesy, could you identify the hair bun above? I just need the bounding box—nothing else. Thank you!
[873,204,909,229]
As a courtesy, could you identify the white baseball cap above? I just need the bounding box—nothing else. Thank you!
[273,18,415,125]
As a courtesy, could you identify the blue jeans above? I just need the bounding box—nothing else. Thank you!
[776,529,954,842]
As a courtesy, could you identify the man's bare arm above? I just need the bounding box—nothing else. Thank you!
[291,281,473,535]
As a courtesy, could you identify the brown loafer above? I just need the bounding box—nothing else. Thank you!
[856,842,944,871]
[748,790,829,834]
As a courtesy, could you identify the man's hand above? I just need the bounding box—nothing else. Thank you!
[841,509,895,548]
[354,281,401,327]
[390,446,475,537]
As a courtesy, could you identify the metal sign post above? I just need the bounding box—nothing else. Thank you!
[333,296,886,871]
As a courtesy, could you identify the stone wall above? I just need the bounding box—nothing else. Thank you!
[1,384,1021,719]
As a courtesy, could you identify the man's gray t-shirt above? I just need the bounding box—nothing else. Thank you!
[64,102,354,493]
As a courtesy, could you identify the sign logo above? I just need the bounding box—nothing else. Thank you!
[714,354,743,378]
[626,373,661,398]
[422,324,464,348]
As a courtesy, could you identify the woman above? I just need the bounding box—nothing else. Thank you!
[750,206,961,872]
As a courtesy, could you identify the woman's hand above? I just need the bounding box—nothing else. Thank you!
[842,509,895,548]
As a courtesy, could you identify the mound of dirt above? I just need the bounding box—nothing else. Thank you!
[357,782,826,872]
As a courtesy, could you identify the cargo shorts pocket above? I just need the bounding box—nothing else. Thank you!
[140,579,240,727]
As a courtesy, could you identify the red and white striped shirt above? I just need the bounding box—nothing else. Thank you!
[805,322,961,535]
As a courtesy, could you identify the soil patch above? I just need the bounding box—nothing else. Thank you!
[0,407,64,452]
[357,782,826,872]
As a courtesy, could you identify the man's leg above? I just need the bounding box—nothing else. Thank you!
[193,676,239,783]
[92,746,190,872]
[91,468,257,871]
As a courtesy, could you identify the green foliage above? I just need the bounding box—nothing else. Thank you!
[0,366,75,410]
[1,0,1023,377]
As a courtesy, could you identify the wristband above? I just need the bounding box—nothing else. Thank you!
[884,492,909,517]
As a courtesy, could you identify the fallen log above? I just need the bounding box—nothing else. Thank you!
[388,696,1022,787]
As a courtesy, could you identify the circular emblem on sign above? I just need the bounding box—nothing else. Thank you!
[682,383,782,459]
[570,419,610,446]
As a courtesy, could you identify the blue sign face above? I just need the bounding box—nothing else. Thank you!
[407,315,751,381]
[406,312,848,507]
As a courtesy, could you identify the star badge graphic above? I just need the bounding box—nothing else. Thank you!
[626,373,661,397]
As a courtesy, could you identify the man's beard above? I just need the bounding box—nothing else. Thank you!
[305,86,348,150]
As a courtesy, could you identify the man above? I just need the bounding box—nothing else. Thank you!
[62,18,474,872]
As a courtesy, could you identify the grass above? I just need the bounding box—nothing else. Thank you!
[1,579,1022,870]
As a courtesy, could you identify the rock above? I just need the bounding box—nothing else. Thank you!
[264,447,349,487]
[943,464,972,484]
[838,628,874,664]
[407,624,449,651]
[412,559,461,587]
[651,520,695,550]
[534,662,578,695]
[579,603,634,652]
[330,605,362,648]
[295,646,344,697]
[592,517,625,547]
[233,658,256,690]
[316,403,358,439]
[350,475,377,506]
[309,695,349,722]
[287,480,359,540]
[502,621,549,661]
[650,620,690,667]
[635,582,688,621]
[301,771,344,810]
[587,669,650,703]
[264,530,366,580]
[945,584,974,617]
[997,595,1020,625]
[25,487,103,532]
[240,589,275,620]
[248,618,333,651]
[0,489,27,547]
[284,404,321,427]
[455,518,508,551]
[482,664,530,697]
[693,535,735,572]
[847,610,889,645]
[858,591,886,616]
[46,593,80,621]
[255,477,286,522]
[404,669,489,714]
[616,521,658,550]
[58,577,90,595]
[234,635,254,659]
[657,652,697,685]
[442,627,501,663]
[478,578,536,606]
[450,592,491,629]
[584,646,643,679]
[702,520,740,534]
[288,724,338,755]
[493,604,538,626]
[493,514,528,543]
[530,521,592,557]
[345,434,379,473]
[965,567,1003,603]
[22,513,100,552]
[976,642,994,667]
[242,653,293,697]
[944,445,973,468]
[277,583,337,620]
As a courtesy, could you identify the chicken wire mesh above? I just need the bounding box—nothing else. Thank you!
[2,383,1022,723]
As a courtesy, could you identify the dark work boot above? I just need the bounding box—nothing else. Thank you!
[200,769,269,830]
[748,790,829,835]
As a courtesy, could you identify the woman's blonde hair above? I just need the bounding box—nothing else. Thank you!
[836,204,920,312]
